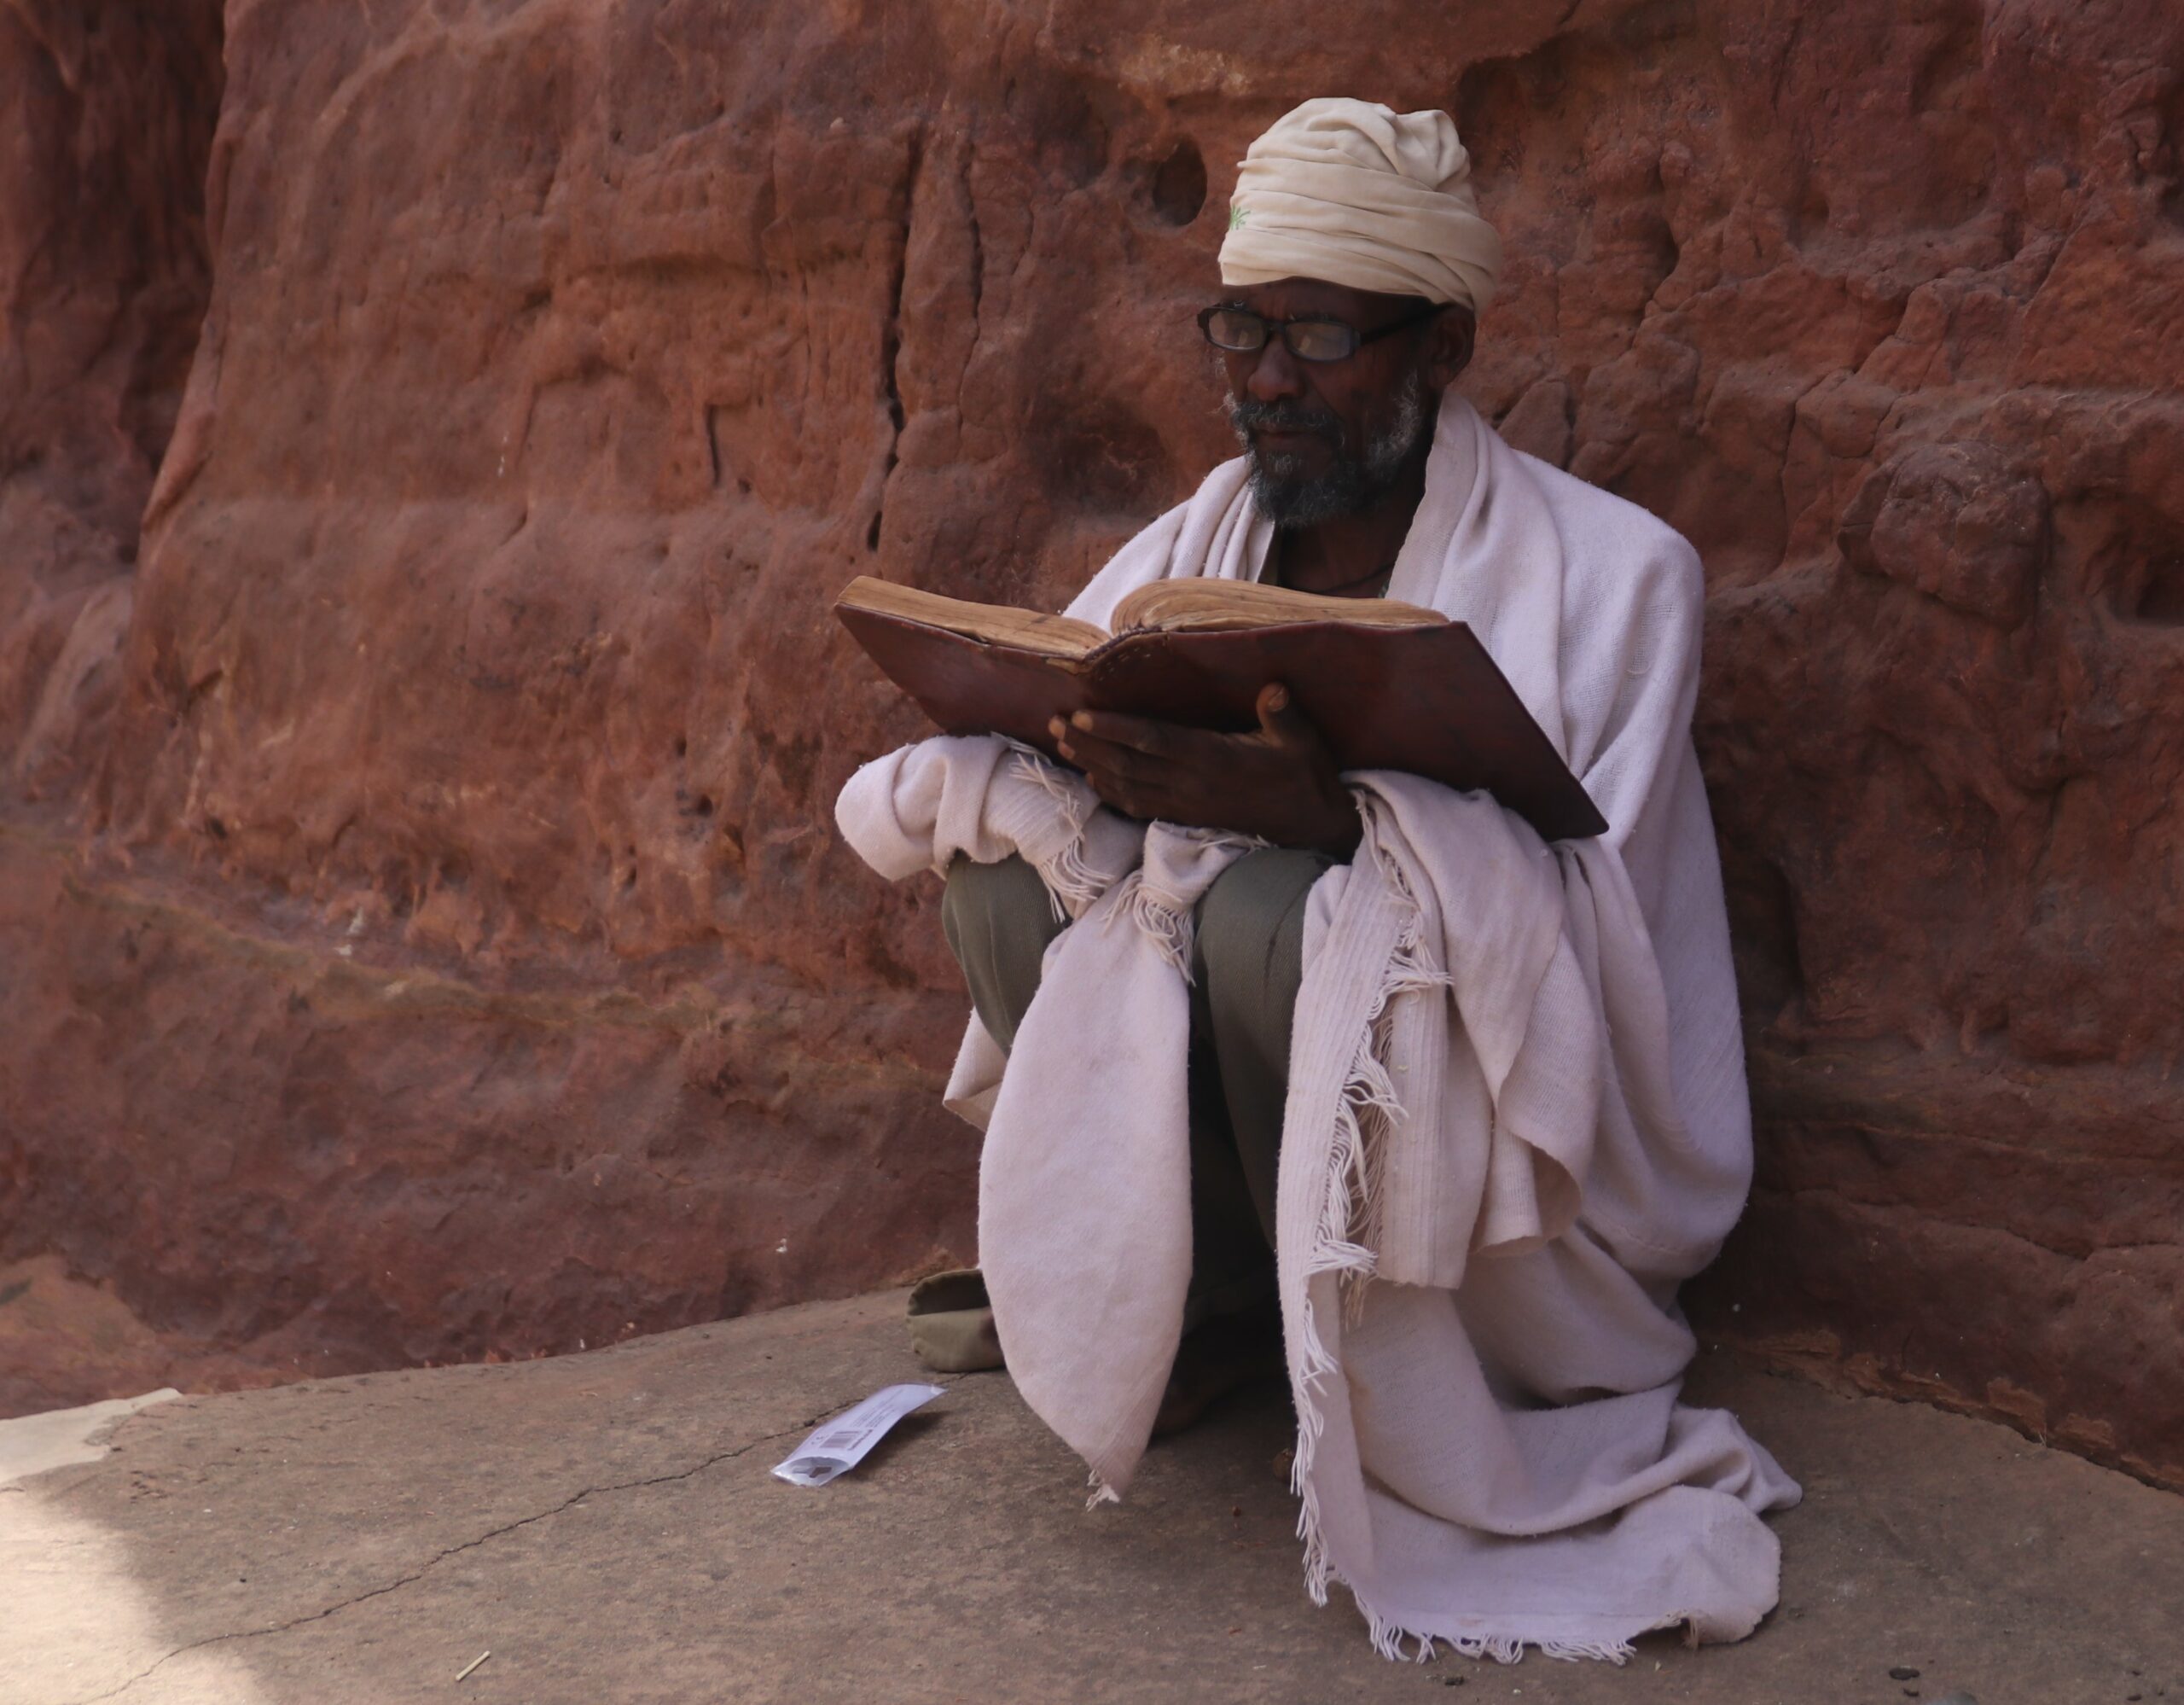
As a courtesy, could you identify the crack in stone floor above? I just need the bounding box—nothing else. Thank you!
[69,1387,932,1704]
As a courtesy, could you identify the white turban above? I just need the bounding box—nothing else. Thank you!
[1218,98,1502,314]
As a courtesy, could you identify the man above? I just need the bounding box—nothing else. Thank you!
[836,98,1798,1662]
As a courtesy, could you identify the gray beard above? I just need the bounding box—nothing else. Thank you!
[1231,365,1433,530]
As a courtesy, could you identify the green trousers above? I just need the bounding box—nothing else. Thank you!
[941,848,1332,1303]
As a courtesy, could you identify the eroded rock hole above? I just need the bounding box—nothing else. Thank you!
[1147,137,1206,227]
[2131,556,2184,626]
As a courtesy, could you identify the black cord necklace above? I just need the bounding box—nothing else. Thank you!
[1316,558,1397,596]
[1272,535,1396,597]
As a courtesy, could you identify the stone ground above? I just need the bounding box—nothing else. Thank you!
[3,1291,2178,1705]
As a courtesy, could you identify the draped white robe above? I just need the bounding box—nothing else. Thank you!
[835,391,1799,1661]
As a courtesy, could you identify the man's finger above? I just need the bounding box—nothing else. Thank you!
[1064,754,1153,822]
[1054,730,1190,817]
[1079,762,1170,825]
[1069,709,1182,759]
[1255,680,1312,748]
[1060,724,1175,783]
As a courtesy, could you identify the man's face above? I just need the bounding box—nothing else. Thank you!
[1211,277,1474,528]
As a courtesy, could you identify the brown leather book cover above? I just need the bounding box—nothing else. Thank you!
[835,593,1609,843]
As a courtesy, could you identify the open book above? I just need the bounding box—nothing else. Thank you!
[834,575,1606,841]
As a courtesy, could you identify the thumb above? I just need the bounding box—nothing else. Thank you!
[1255,681,1309,744]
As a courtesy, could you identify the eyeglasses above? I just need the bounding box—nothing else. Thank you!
[1196,302,1442,364]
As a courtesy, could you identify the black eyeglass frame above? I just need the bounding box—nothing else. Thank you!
[1196,300,1443,364]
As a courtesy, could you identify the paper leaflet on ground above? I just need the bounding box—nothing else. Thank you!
[771,1383,945,1487]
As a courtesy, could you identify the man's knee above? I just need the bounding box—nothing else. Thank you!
[941,853,1062,1050]
[942,852,1055,966]
[1194,848,1333,1021]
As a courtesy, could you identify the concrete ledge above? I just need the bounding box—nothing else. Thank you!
[3,1291,2177,1703]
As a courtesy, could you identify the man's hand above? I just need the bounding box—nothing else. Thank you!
[1050,683,1363,858]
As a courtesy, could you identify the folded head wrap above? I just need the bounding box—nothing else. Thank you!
[1219,98,1502,314]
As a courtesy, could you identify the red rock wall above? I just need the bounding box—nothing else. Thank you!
[0,0,221,793]
[3,0,2179,1481]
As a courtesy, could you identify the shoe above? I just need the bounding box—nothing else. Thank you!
[905,1267,1005,1373]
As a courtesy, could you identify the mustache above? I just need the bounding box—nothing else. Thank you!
[1228,397,1344,442]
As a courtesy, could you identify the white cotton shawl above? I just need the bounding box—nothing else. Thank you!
[834,391,1799,1661]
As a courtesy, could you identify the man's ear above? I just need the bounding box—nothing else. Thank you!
[1424,307,1476,389]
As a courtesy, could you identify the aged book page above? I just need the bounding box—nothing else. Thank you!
[832,579,1110,659]
[1110,579,1444,634]
[834,576,1445,655]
